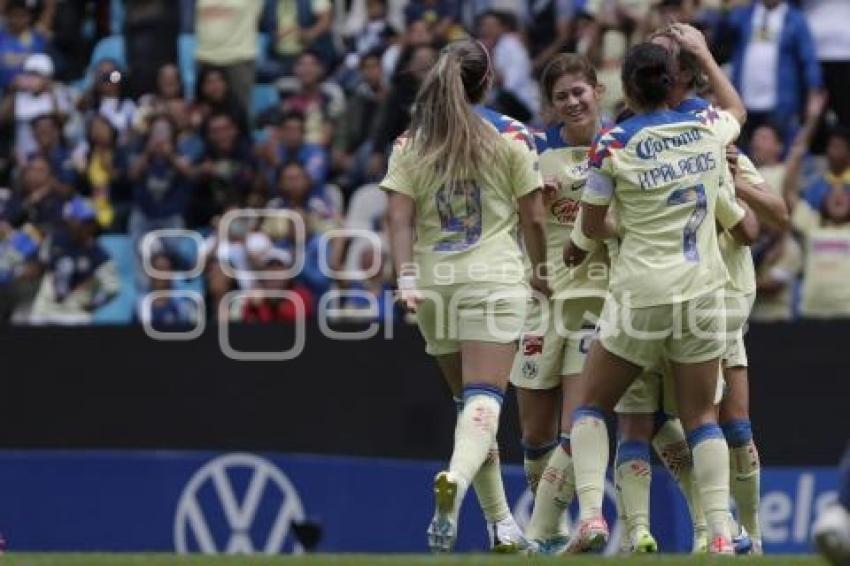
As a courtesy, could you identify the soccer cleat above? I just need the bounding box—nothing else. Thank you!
[487,515,531,554]
[813,504,850,566]
[565,515,609,553]
[708,534,735,555]
[733,525,754,555]
[532,534,571,556]
[427,471,458,553]
[692,526,709,553]
[630,528,658,553]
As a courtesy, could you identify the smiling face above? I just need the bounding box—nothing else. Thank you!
[551,72,601,132]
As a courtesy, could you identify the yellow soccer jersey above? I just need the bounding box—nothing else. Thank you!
[582,107,744,307]
[717,153,759,295]
[534,125,609,298]
[381,107,543,288]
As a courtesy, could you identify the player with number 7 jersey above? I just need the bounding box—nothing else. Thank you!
[564,38,758,556]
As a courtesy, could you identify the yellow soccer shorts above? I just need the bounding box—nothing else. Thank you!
[415,282,529,356]
[510,296,605,390]
[615,359,726,415]
[722,291,755,369]
[599,291,726,370]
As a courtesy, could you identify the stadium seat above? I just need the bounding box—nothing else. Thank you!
[251,83,279,119]
[178,33,197,98]
[94,234,137,324]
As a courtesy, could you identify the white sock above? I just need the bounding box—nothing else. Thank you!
[571,407,610,521]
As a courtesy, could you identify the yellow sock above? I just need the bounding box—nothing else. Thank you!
[652,418,708,542]
[449,389,503,513]
[523,438,559,494]
[571,407,609,521]
[472,439,511,523]
[526,440,574,540]
[688,424,732,541]
[615,440,651,537]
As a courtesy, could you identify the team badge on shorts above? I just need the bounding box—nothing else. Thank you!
[521,334,544,380]
[522,359,539,380]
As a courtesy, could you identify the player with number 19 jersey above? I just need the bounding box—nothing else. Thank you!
[584,108,745,308]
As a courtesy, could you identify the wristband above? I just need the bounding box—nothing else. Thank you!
[397,275,417,290]
[571,224,598,253]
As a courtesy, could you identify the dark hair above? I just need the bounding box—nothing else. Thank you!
[541,53,598,106]
[201,111,237,140]
[827,125,850,148]
[477,10,518,33]
[622,43,674,110]
[86,113,118,147]
[296,49,325,67]
[30,113,62,131]
[279,110,307,126]
[195,67,229,102]
[754,121,784,143]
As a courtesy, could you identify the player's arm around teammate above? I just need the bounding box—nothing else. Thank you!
[565,41,749,555]
[384,39,548,554]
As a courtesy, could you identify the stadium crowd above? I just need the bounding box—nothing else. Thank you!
[0,0,848,325]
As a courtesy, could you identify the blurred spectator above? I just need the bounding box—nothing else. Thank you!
[585,0,653,40]
[477,10,538,122]
[78,59,138,144]
[29,114,76,194]
[342,0,390,65]
[231,246,315,323]
[123,0,180,99]
[6,154,69,235]
[799,127,850,214]
[262,0,335,79]
[715,0,823,146]
[596,29,627,122]
[803,0,850,130]
[342,246,394,321]
[0,220,40,322]
[164,98,204,162]
[328,182,386,276]
[262,50,346,147]
[135,252,200,329]
[264,160,338,296]
[525,0,575,73]
[336,50,387,188]
[127,115,193,286]
[380,18,433,80]
[750,122,787,196]
[191,112,258,227]
[751,227,803,321]
[0,54,74,164]
[368,42,437,177]
[29,196,120,325]
[257,110,329,190]
[72,114,130,231]
[190,66,249,136]
[134,63,184,133]
[405,0,461,42]
[792,185,850,318]
[0,0,47,90]
[194,0,265,125]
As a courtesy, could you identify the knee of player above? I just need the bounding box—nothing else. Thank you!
[617,412,656,441]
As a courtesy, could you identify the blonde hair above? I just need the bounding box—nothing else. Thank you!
[407,40,500,187]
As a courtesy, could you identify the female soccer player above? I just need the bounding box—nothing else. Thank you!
[506,54,610,552]
[609,25,789,555]
[564,36,755,554]
[382,39,549,553]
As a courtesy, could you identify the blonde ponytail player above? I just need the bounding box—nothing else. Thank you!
[382,39,549,553]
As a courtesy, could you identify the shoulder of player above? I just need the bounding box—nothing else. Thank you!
[475,106,536,151]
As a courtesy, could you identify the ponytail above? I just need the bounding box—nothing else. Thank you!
[407,41,500,187]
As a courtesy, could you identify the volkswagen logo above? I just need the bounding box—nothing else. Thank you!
[174,453,305,554]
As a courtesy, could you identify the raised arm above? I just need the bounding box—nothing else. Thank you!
[672,23,746,125]
[782,91,828,211]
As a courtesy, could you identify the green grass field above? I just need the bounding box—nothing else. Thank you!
[5,555,828,566]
